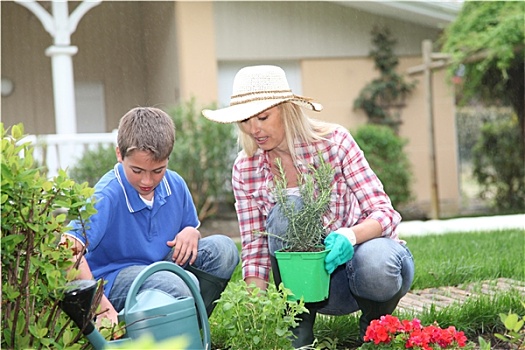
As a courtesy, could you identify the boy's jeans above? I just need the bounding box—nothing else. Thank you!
[109,234,239,312]
[267,196,414,315]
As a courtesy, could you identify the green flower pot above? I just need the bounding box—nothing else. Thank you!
[274,249,330,302]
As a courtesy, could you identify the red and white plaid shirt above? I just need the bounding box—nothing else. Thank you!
[232,127,401,281]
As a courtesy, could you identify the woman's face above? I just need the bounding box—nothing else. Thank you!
[239,106,287,152]
[116,148,168,200]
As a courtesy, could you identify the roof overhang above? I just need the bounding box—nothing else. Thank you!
[333,1,463,29]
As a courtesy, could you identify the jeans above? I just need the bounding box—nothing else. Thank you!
[109,234,239,312]
[267,196,415,316]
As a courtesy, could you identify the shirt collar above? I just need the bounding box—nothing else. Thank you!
[255,149,269,174]
[114,163,171,213]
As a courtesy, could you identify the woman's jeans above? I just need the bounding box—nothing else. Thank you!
[267,196,415,316]
[109,234,239,312]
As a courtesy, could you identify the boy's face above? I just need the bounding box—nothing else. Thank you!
[116,148,168,201]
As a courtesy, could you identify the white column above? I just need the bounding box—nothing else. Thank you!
[15,0,101,135]
[45,45,78,135]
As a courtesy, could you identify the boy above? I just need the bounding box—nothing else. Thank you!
[63,107,239,327]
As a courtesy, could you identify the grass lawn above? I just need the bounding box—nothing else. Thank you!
[210,228,524,349]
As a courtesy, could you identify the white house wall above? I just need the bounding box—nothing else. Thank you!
[213,1,441,60]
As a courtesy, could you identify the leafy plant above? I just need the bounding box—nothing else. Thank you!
[271,155,335,252]
[440,1,524,143]
[354,26,416,133]
[472,115,525,213]
[1,123,97,349]
[352,124,413,209]
[69,144,116,187]
[494,302,525,348]
[169,98,237,221]
[106,334,190,349]
[211,280,307,350]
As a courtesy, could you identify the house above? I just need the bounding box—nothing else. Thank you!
[1,1,462,218]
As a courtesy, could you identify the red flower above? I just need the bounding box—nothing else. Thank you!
[359,315,473,349]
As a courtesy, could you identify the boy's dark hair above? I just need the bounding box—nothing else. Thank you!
[117,107,175,161]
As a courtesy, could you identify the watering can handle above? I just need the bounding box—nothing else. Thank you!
[124,261,211,349]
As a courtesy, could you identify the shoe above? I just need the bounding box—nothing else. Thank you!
[353,287,405,340]
[185,265,229,317]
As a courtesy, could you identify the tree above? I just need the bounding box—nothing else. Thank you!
[440,1,524,143]
[354,26,416,134]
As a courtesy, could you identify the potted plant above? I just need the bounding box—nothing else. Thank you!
[270,155,335,302]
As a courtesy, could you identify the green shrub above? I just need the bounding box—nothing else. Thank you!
[352,124,413,208]
[1,123,97,349]
[353,26,416,133]
[210,280,307,350]
[472,114,525,213]
[168,98,237,221]
[69,144,116,187]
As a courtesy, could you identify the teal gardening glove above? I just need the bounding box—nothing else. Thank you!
[324,228,356,274]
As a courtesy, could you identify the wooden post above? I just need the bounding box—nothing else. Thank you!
[407,40,452,220]
[423,40,440,220]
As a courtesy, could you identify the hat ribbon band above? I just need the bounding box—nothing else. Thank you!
[230,90,294,106]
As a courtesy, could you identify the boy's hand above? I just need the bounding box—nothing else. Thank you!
[167,227,201,266]
[96,296,122,338]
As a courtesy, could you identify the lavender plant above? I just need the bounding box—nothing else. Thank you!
[272,155,335,252]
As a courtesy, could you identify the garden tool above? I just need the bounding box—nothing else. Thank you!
[353,287,405,340]
[185,264,230,317]
[271,254,317,348]
[60,261,211,350]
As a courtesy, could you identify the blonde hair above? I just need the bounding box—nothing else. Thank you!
[237,102,337,163]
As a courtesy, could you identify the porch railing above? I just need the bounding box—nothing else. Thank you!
[20,130,118,178]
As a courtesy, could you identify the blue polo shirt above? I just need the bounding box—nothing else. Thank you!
[67,163,200,296]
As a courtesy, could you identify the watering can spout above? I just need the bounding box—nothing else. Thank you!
[60,280,98,334]
[60,280,110,349]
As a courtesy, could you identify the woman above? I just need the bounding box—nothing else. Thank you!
[203,65,414,348]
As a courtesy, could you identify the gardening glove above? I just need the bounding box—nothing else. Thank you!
[324,228,356,274]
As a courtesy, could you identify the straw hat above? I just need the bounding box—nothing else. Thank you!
[202,65,323,123]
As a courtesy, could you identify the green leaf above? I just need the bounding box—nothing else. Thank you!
[1,234,25,246]
[512,319,524,333]
[11,124,23,139]
[503,313,519,330]
[494,333,508,341]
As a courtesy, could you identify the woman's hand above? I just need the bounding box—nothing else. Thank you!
[167,227,201,266]
[245,277,268,291]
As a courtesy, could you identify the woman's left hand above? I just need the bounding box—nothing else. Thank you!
[324,232,355,274]
[167,227,201,266]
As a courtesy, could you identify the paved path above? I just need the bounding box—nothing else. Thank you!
[200,213,524,240]
[398,278,525,313]
[397,214,524,237]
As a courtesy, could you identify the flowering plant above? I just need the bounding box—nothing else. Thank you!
[358,315,475,350]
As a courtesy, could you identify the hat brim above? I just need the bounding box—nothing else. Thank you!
[202,98,323,124]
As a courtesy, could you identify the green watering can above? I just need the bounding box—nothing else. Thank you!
[60,261,211,349]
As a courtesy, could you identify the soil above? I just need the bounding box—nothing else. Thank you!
[199,212,241,241]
